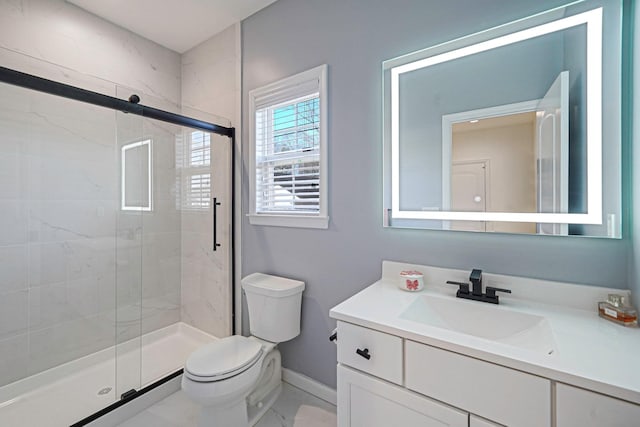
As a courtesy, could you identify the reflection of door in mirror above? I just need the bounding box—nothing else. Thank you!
[451,161,486,232]
[450,113,537,234]
[445,71,569,234]
[536,71,569,235]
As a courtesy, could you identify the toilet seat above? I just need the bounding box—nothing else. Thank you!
[184,336,263,383]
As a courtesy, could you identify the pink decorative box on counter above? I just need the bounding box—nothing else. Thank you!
[399,270,424,292]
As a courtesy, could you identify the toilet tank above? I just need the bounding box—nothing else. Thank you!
[241,273,305,343]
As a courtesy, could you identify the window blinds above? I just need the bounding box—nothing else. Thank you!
[255,93,321,214]
[180,130,211,210]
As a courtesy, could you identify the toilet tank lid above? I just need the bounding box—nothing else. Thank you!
[242,273,305,297]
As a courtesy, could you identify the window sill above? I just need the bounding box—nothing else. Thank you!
[248,214,329,229]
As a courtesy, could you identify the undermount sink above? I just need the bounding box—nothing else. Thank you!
[400,295,557,355]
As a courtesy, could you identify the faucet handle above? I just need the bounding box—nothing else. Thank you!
[446,280,470,295]
[485,286,511,298]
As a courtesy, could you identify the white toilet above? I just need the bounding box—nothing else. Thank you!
[182,273,305,427]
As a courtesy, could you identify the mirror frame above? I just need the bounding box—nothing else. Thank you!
[387,7,603,225]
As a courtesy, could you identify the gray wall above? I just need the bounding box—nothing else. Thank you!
[242,0,632,389]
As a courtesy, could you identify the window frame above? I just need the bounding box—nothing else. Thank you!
[248,64,328,229]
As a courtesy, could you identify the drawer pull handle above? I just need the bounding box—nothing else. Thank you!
[356,348,371,360]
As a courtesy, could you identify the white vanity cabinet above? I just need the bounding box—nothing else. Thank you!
[331,263,640,427]
[336,321,403,385]
[336,321,531,427]
[405,341,550,427]
[338,365,467,427]
[556,383,640,427]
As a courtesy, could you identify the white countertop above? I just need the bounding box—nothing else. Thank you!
[329,261,640,404]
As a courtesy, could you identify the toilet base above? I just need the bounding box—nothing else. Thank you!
[247,383,282,426]
[188,347,283,427]
[247,348,282,425]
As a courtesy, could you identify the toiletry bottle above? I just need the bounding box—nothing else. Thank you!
[598,294,638,327]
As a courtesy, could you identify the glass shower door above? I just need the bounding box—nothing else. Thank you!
[0,78,127,425]
[0,60,233,426]
[115,101,145,399]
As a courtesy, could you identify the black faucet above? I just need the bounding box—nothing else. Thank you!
[469,268,483,296]
[446,269,511,304]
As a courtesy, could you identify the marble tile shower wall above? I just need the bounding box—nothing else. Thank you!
[111,112,184,348]
[0,83,116,385]
[136,119,182,338]
[0,82,183,388]
[180,25,238,338]
[180,135,232,338]
[0,0,188,388]
[0,0,239,389]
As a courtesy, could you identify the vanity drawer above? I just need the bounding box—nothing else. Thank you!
[337,321,403,385]
[405,341,551,427]
[556,383,640,426]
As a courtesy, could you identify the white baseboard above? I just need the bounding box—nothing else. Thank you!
[281,368,337,406]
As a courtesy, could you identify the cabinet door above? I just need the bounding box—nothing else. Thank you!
[556,383,640,427]
[405,341,550,427]
[470,415,502,426]
[338,364,467,427]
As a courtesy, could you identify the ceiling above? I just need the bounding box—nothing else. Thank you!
[453,111,536,133]
[67,0,278,53]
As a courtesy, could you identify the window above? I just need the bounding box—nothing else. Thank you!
[179,130,211,211]
[249,64,328,228]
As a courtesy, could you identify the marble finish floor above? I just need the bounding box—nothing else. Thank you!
[117,382,337,427]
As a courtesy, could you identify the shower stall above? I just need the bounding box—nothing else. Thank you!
[0,55,234,426]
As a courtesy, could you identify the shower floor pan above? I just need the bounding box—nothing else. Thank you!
[0,322,215,427]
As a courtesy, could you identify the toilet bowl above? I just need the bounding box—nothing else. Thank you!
[181,273,304,427]
[181,336,281,426]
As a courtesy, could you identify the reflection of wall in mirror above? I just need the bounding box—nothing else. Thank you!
[565,24,588,235]
[452,113,536,234]
[389,4,622,237]
[397,25,597,227]
[398,31,566,212]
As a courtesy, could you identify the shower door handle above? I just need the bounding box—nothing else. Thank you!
[213,197,222,251]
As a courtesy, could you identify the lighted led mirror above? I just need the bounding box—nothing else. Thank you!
[383,0,623,238]
[122,139,153,211]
